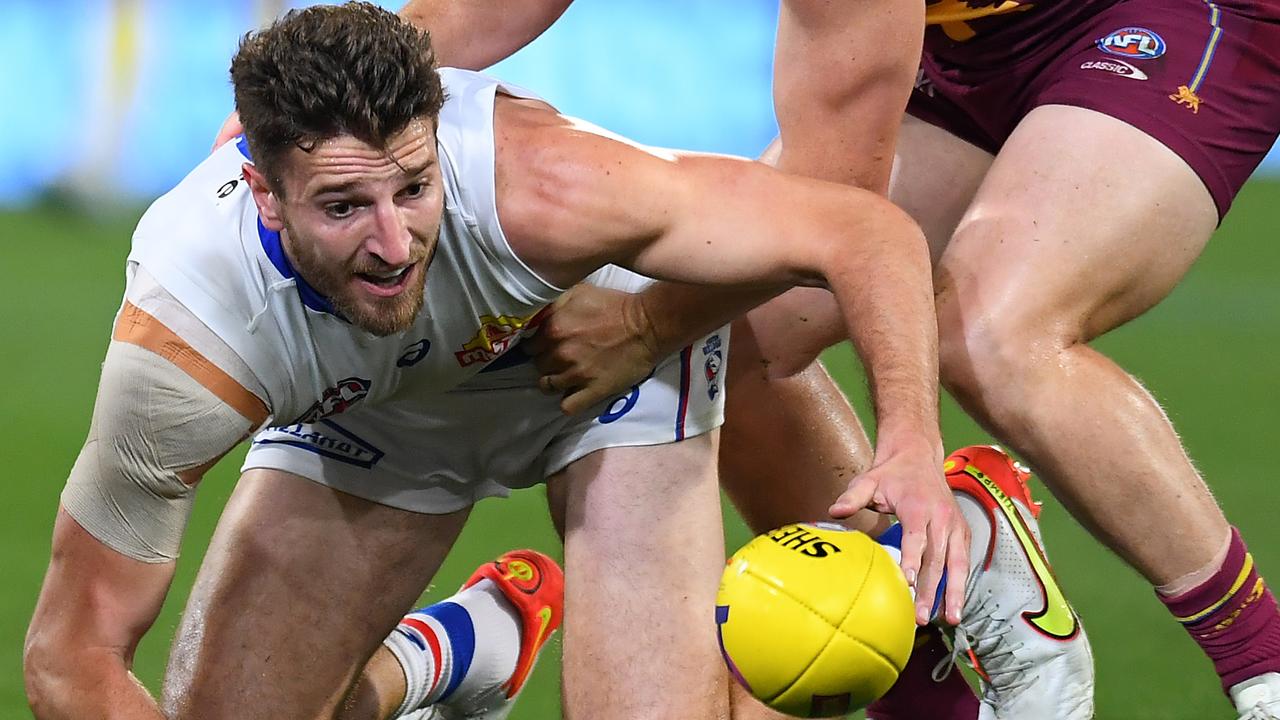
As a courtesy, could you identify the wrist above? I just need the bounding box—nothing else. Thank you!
[873,424,944,462]
[623,292,664,365]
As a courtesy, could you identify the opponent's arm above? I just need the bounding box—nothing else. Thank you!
[399,0,573,70]
[24,312,258,719]
[213,0,573,148]
[773,0,923,191]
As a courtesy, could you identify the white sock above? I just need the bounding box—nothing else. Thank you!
[383,579,522,717]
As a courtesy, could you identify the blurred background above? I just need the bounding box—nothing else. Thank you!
[3,1,1279,718]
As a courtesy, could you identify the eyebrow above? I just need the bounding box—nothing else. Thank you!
[309,160,435,198]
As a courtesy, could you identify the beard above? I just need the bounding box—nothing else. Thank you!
[283,225,436,337]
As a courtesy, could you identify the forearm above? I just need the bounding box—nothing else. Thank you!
[773,0,923,193]
[26,511,175,720]
[25,649,165,720]
[636,281,782,358]
[825,203,941,450]
[398,0,572,70]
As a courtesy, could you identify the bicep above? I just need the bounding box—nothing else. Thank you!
[494,108,895,290]
[773,0,924,190]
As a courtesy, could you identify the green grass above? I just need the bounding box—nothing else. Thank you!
[3,179,1279,718]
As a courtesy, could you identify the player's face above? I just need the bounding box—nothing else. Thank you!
[269,119,443,336]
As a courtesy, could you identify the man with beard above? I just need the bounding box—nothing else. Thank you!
[372,1,1280,717]
[24,4,946,719]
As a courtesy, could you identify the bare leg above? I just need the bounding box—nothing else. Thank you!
[721,308,881,534]
[162,469,468,720]
[339,647,405,720]
[554,434,730,720]
[928,104,1226,584]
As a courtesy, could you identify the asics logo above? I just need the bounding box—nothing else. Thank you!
[965,465,1079,639]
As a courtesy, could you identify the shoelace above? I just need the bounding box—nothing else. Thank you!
[1240,701,1280,720]
[935,589,1036,698]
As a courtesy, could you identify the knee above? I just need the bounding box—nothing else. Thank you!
[935,288,1068,413]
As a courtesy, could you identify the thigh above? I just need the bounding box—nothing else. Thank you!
[162,468,469,720]
[890,113,995,264]
[935,103,1218,344]
[1029,0,1280,219]
[554,434,729,720]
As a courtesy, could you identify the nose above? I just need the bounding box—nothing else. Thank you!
[366,201,413,266]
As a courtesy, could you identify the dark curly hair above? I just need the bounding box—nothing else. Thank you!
[230,2,445,192]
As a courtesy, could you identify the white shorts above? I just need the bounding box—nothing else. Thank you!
[242,327,729,514]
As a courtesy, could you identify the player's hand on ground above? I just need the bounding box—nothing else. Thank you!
[524,284,660,415]
[212,111,244,151]
[829,438,969,626]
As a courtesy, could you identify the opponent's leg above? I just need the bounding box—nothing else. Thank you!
[721,315,878,535]
[553,434,730,720]
[161,468,469,720]
[932,104,1280,699]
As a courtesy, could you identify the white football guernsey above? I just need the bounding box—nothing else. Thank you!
[127,69,727,513]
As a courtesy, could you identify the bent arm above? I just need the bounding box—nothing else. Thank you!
[399,0,573,70]
[497,112,938,440]
[25,510,176,720]
[25,299,260,718]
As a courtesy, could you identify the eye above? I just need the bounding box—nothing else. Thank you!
[324,201,354,219]
[401,182,426,199]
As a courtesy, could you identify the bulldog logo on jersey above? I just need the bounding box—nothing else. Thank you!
[1096,27,1166,60]
[293,377,372,424]
[455,313,539,367]
[702,334,723,401]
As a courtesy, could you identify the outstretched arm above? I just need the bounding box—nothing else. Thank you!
[495,100,958,622]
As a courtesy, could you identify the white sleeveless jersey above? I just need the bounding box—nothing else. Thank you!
[126,69,727,513]
[128,69,562,426]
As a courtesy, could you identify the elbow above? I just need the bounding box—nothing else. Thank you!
[24,632,62,718]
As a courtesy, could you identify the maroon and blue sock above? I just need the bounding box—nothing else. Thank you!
[1159,527,1280,692]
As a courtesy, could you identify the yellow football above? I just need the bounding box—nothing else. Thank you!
[716,523,916,717]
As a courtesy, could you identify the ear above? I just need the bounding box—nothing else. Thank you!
[242,162,285,232]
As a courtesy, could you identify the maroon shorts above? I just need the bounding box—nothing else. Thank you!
[909,0,1280,217]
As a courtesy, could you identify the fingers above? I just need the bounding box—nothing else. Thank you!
[942,519,971,625]
[211,112,244,152]
[828,476,877,519]
[913,519,948,626]
[539,373,565,395]
[559,385,610,416]
[896,512,925,612]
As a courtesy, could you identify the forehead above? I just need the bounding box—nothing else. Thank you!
[283,118,439,196]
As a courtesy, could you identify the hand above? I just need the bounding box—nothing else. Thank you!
[523,284,661,415]
[829,437,969,626]
[212,111,244,151]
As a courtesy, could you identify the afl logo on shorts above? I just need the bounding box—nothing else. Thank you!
[1096,27,1166,60]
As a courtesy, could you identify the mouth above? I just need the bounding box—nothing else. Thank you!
[355,261,420,298]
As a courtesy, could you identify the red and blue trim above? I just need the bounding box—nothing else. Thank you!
[675,345,692,440]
